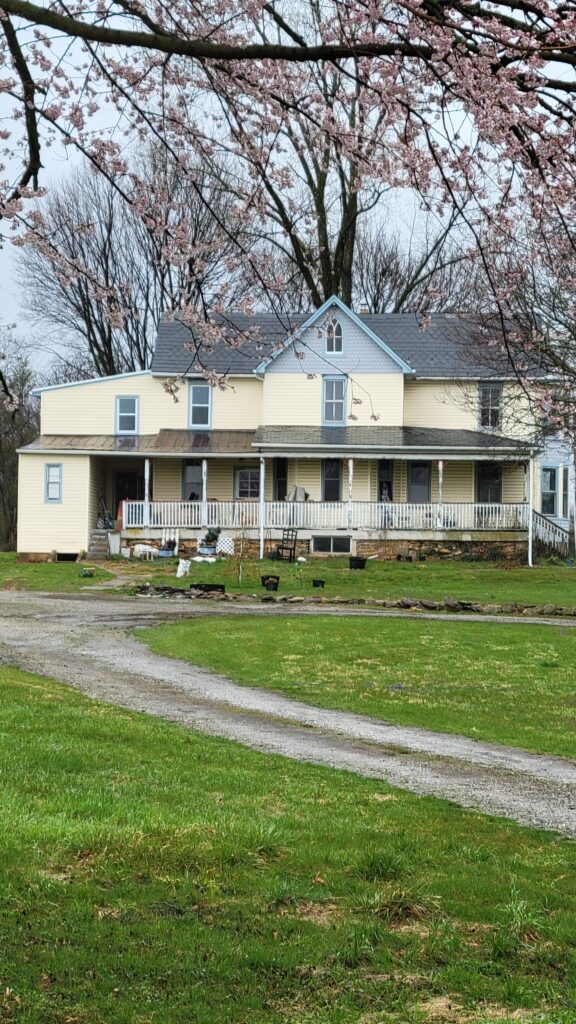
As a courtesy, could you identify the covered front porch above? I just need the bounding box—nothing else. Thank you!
[82,424,537,558]
[122,497,529,534]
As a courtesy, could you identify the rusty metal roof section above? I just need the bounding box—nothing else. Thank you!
[19,430,257,456]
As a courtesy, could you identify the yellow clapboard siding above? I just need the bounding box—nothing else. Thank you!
[443,461,475,502]
[41,374,263,435]
[17,454,91,553]
[263,376,323,426]
[404,381,477,429]
[502,462,526,502]
[153,459,182,501]
[212,379,263,429]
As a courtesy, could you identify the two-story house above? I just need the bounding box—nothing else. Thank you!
[17,296,569,561]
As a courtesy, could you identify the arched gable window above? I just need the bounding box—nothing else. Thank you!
[326,318,343,354]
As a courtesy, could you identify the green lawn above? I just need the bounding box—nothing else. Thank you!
[1,665,575,1024]
[127,556,576,606]
[141,617,576,758]
[2,552,576,606]
[0,552,112,591]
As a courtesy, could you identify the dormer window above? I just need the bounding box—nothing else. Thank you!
[326,318,343,354]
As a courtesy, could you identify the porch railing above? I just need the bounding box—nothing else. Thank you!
[532,510,571,554]
[123,500,529,532]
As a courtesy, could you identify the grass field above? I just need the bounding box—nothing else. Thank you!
[141,616,576,758]
[1,664,575,1024]
[0,553,112,591]
[2,551,576,606]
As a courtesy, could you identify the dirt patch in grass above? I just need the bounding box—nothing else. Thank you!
[418,998,538,1022]
[293,900,343,925]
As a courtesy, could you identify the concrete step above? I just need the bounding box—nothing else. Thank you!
[87,529,111,558]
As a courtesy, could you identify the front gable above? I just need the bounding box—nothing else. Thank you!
[257,297,413,376]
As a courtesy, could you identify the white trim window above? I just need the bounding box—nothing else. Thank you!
[44,463,62,503]
[479,383,502,429]
[541,466,557,515]
[116,395,139,435]
[326,318,343,354]
[234,466,260,499]
[562,466,569,519]
[323,376,346,424]
[189,383,212,428]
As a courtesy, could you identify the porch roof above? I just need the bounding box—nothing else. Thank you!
[19,430,257,457]
[253,425,536,459]
[19,425,537,460]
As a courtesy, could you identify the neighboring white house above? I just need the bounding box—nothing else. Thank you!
[17,296,571,560]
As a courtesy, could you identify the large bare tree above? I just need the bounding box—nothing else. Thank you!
[0,338,38,545]
[17,154,250,376]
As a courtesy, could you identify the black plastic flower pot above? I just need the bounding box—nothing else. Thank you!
[349,557,366,570]
[264,580,279,591]
[261,574,280,587]
[312,579,325,588]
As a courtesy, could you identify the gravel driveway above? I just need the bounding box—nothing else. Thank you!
[1,589,575,837]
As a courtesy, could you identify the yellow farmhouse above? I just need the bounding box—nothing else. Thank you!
[17,297,569,561]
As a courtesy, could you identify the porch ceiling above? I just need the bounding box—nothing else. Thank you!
[253,425,536,459]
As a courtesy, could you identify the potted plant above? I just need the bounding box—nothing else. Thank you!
[198,527,221,555]
[261,574,280,591]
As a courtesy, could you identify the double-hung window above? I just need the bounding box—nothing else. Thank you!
[235,466,260,499]
[45,463,62,503]
[116,396,138,435]
[326,318,343,354]
[562,467,569,519]
[541,467,557,516]
[479,383,502,430]
[189,383,211,428]
[323,376,346,425]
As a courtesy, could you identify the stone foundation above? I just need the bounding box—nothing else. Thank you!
[119,533,527,563]
[355,538,527,562]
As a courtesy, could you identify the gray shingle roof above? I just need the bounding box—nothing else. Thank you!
[254,425,531,453]
[150,311,539,379]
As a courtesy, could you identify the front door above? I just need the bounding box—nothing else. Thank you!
[476,462,502,502]
[322,459,342,501]
[114,471,144,511]
[182,459,202,501]
[407,462,431,502]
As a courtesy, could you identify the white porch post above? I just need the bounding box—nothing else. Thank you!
[143,458,151,527]
[347,458,354,526]
[259,456,266,560]
[437,459,444,529]
[528,454,534,567]
[201,458,208,528]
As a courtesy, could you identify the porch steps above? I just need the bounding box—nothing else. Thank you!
[87,529,111,560]
[532,511,572,557]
